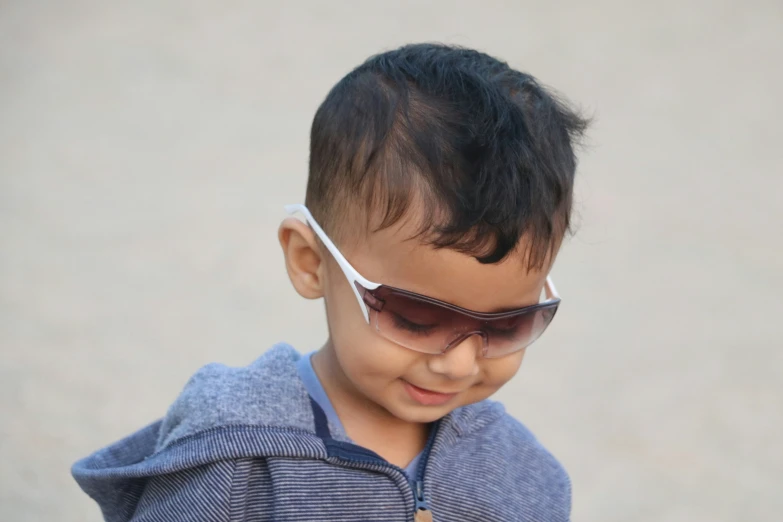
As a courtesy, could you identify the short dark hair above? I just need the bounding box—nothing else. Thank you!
[306,43,588,269]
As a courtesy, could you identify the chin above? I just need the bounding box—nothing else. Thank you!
[385,401,458,424]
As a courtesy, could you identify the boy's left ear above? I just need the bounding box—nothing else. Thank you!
[278,218,325,300]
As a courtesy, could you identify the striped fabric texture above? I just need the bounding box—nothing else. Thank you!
[73,344,571,521]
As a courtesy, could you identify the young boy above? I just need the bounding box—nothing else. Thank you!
[73,43,588,521]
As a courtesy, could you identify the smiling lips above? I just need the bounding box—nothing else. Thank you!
[403,381,460,406]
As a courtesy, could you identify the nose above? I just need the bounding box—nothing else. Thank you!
[427,333,483,380]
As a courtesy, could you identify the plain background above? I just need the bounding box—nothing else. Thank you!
[1,1,781,521]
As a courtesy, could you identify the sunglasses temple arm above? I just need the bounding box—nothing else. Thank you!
[285,204,379,323]
[545,276,560,300]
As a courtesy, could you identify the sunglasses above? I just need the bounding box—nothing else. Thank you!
[286,204,561,359]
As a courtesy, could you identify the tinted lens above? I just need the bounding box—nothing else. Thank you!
[370,290,460,354]
[481,306,557,358]
[364,287,558,357]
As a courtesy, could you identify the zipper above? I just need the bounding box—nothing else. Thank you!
[411,422,439,522]
[323,421,441,522]
[413,479,433,522]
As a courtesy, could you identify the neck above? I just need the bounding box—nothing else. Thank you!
[312,339,429,467]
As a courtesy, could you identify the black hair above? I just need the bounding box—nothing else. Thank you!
[306,43,589,269]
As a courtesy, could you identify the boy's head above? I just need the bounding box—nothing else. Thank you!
[280,43,587,424]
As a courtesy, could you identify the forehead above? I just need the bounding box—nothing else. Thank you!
[339,212,554,313]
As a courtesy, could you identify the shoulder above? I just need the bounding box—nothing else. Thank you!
[487,411,571,489]
[156,343,314,450]
[437,401,571,520]
[449,401,566,471]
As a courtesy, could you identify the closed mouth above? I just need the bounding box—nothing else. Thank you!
[403,380,461,406]
[408,383,460,395]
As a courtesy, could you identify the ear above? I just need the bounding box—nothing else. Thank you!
[278,218,326,300]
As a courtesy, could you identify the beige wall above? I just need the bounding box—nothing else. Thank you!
[1,1,781,520]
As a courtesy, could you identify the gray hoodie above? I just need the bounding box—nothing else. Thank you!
[72,344,571,521]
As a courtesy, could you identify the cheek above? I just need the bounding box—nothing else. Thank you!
[467,351,526,401]
[322,263,374,353]
[485,350,526,385]
[322,269,363,333]
[323,273,421,389]
[340,342,419,399]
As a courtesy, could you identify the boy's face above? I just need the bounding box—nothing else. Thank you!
[310,210,555,425]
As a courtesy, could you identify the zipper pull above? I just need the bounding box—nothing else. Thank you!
[414,510,433,522]
[413,480,433,522]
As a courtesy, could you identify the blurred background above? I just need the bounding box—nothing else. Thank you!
[1,1,781,521]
